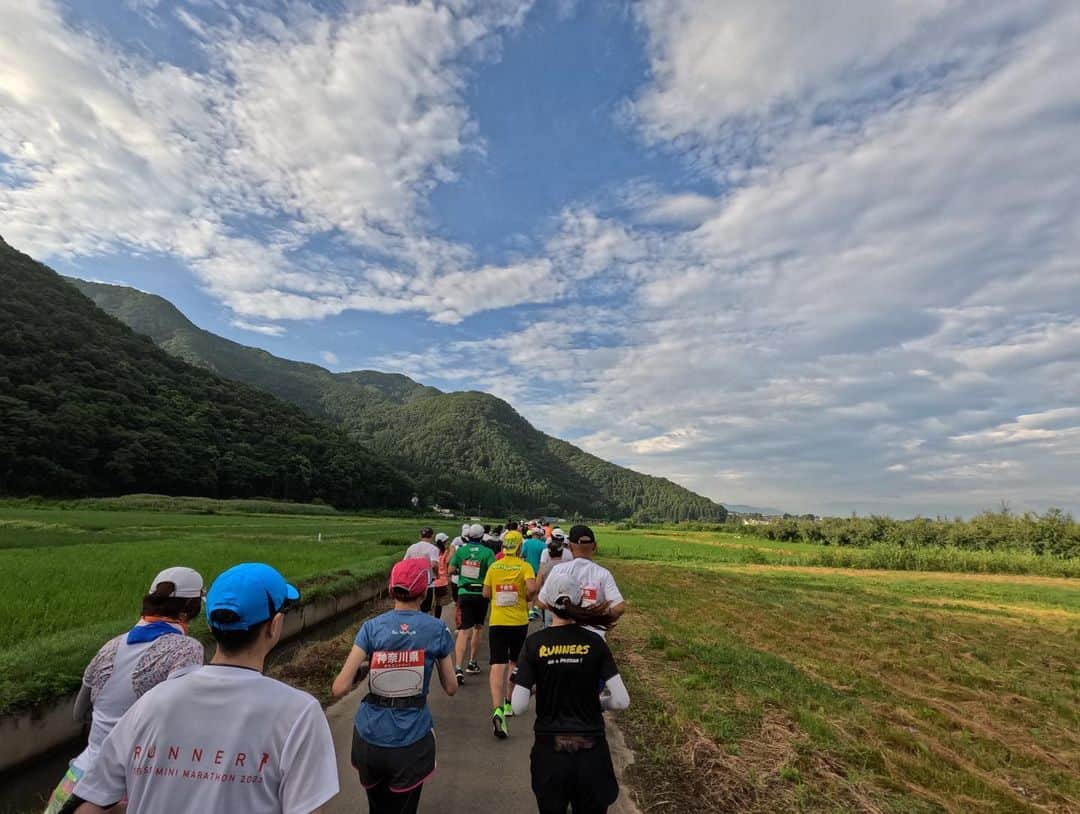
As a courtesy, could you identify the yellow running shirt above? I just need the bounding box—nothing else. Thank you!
[483,556,535,627]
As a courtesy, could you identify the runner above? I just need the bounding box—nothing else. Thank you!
[73,563,338,814]
[481,525,503,557]
[521,527,546,621]
[403,527,440,614]
[45,568,205,814]
[481,530,536,739]
[432,533,451,620]
[538,528,573,572]
[536,529,573,627]
[449,524,469,607]
[511,572,629,814]
[537,525,625,639]
[448,523,496,684]
[332,558,456,814]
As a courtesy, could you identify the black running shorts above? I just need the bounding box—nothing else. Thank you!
[352,729,436,793]
[530,735,618,814]
[488,624,528,665]
[458,594,489,629]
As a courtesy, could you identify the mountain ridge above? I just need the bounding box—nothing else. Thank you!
[68,276,727,521]
[0,237,413,507]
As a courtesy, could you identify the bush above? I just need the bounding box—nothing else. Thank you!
[749,509,1080,559]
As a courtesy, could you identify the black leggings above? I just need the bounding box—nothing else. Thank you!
[364,783,423,814]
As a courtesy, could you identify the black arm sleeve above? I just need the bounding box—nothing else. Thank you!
[513,639,536,688]
[598,639,618,683]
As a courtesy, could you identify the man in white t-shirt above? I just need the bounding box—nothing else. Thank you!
[74,563,338,814]
[404,527,441,614]
[537,525,626,639]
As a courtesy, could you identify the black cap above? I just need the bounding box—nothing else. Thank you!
[568,525,595,544]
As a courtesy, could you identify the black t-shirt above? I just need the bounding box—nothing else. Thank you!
[513,624,618,735]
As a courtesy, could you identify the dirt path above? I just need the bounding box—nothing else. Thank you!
[323,616,641,814]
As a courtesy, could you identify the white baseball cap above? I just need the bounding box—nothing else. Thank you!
[546,572,582,607]
[551,527,566,540]
[468,523,486,539]
[435,532,449,543]
[149,566,204,598]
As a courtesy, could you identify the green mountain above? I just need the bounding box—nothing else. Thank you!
[0,237,413,507]
[69,277,727,521]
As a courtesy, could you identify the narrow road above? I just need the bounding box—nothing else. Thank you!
[323,615,639,814]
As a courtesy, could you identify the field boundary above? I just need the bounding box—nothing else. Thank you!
[0,572,389,773]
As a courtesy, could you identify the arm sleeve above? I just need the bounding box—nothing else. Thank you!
[72,708,132,805]
[279,699,340,814]
[598,639,619,682]
[354,621,371,652]
[511,684,532,716]
[73,683,92,722]
[603,571,624,605]
[436,623,454,659]
[537,576,553,607]
[513,644,535,689]
[601,674,630,711]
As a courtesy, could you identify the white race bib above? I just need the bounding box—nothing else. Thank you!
[369,649,425,698]
[461,560,481,580]
[495,583,519,607]
[581,585,599,607]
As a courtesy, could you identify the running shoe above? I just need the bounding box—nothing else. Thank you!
[492,708,509,739]
[528,609,539,621]
[502,700,514,718]
[455,667,465,686]
[465,660,481,675]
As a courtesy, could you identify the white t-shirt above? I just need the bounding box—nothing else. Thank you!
[538,558,625,639]
[539,547,573,568]
[73,626,204,773]
[75,665,338,814]
[404,541,440,580]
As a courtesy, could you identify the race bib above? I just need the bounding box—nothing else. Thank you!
[581,585,599,607]
[495,583,519,607]
[369,649,425,698]
[461,560,481,579]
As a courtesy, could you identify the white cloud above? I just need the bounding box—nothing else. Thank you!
[0,0,546,326]
[374,1,1080,516]
[231,320,286,336]
[320,350,339,366]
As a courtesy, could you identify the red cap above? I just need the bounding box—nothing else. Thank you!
[390,558,430,598]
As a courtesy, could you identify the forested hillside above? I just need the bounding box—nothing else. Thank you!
[72,277,726,521]
[0,238,412,507]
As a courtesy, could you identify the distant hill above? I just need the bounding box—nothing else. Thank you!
[0,237,413,507]
[726,504,786,517]
[70,278,727,522]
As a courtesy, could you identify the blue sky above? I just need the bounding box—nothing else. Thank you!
[2,0,1079,517]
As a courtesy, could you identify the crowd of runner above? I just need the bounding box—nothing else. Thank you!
[45,520,629,814]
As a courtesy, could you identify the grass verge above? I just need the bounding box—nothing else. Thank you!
[609,561,1080,813]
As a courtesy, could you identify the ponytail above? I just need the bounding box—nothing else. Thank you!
[549,599,619,631]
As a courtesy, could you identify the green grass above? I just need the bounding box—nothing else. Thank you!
[0,504,430,713]
[609,561,1080,813]
[597,526,1080,577]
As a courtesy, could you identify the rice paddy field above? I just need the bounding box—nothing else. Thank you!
[2,500,1077,813]
[0,500,419,713]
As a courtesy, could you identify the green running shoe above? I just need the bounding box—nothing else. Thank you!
[492,708,509,739]
[502,699,514,717]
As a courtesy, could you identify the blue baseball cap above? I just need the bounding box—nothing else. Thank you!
[205,563,300,630]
